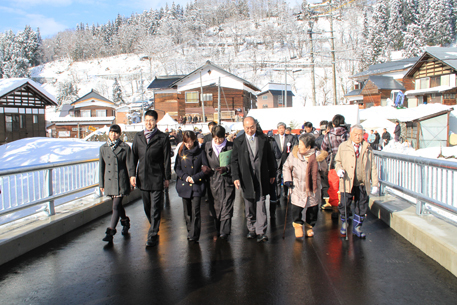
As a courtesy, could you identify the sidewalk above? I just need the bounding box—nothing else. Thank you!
[369,194,457,277]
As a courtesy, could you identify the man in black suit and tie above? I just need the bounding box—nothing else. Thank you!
[231,117,276,242]
[273,122,298,203]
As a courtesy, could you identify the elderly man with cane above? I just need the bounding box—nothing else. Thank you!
[335,124,378,239]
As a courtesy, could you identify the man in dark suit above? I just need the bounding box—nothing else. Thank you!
[203,121,216,144]
[231,117,276,242]
[273,122,298,202]
[131,110,171,247]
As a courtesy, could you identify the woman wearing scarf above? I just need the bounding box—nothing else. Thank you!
[99,124,135,243]
[203,125,235,240]
[283,133,328,238]
[175,131,210,242]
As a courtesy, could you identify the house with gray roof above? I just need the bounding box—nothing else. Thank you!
[403,47,457,108]
[257,83,294,108]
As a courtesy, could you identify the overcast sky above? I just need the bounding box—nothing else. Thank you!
[0,0,306,38]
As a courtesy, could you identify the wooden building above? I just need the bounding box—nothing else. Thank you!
[257,83,294,108]
[0,78,57,144]
[49,90,115,139]
[403,47,457,107]
[346,57,418,108]
[147,61,260,122]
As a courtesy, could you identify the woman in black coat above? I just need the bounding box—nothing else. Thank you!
[204,125,235,240]
[175,131,210,242]
[99,124,135,242]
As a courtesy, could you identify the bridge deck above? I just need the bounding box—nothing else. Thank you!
[1,186,457,304]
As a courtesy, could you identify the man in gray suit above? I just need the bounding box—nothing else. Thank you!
[273,122,298,202]
[231,117,276,242]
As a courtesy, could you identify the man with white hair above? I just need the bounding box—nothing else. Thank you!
[335,124,378,239]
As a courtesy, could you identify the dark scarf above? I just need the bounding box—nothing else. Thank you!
[144,128,158,143]
[303,148,318,195]
[107,138,121,151]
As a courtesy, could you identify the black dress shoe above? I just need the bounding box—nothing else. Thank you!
[257,235,268,243]
[146,236,158,247]
[220,234,228,240]
[246,231,256,239]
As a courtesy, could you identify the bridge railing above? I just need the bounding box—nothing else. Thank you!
[0,159,99,223]
[373,151,457,217]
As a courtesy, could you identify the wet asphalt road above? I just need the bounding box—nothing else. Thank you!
[1,184,457,305]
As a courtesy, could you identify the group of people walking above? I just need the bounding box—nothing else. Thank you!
[99,110,379,246]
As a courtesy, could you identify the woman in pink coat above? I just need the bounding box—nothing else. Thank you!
[283,133,328,238]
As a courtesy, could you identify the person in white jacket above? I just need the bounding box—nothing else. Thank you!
[283,133,328,238]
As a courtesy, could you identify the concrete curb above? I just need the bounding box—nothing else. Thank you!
[0,189,141,266]
[369,195,457,278]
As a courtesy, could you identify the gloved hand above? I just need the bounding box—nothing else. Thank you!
[337,169,345,178]
[215,167,228,174]
[284,181,293,188]
[371,186,379,195]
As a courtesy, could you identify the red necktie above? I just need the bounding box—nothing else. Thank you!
[354,144,360,158]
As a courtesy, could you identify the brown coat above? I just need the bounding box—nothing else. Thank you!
[283,147,328,208]
[335,140,379,192]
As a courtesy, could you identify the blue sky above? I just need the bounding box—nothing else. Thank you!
[0,0,305,38]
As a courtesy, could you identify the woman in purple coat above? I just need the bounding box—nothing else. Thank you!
[175,131,210,242]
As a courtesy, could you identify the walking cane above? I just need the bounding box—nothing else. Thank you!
[342,173,348,241]
[282,188,291,239]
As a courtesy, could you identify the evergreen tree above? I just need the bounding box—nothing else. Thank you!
[56,81,79,107]
[426,0,453,45]
[403,0,419,25]
[368,0,389,64]
[388,0,405,50]
[112,78,124,104]
[403,22,425,57]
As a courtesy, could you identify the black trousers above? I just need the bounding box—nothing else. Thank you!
[320,170,329,200]
[183,197,201,241]
[276,166,289,199]
[141,190,163,239]
[291,204,318,227]
[214,218,232,236]
[338,185,369,218]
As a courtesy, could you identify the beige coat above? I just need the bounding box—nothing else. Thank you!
[335,140,379,193]
[283,147,328,208]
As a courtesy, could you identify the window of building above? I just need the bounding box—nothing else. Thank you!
[80,110,91,117]
[5,114,23,131]
[263,104,268,108]
[19,114,25,128]
[202,93,213,102]
[278,95,283,105]
[33,114,38,124]
[262,95,268,100]
[420,77,430,89]
[441,74,450,86]
[185,92,199,103]
[430,76,441,87]
[96,110,107,117]
[444,93,456,99]
[5,115,12,132]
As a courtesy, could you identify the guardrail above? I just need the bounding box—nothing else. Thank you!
[0,159,99,222]
[373,151,457,216]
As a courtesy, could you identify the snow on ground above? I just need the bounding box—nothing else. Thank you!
[380,141,457,162]
[0,138,103,170]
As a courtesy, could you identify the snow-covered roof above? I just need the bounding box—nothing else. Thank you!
[405,86,457,96]
[71,89,113,105]
[350,57,419,80]
[248,105,359,130]
[360,104,454,122]
[258,89,295,97]
[345,89,362,97]
[0,78,57,105]
[50,116,116,123]
[426,47,457,71]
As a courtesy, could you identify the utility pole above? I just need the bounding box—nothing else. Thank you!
[218,77,221,125]
[284,57,287,107]
[140,70,144,122]
[200,70,206,123]
[308,21,316,106]
[329,0,338,105]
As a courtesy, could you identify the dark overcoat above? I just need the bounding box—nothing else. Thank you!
[99,141,135,196]
[274,133,298,168]
[175,143,209,198]
[231,132,276,199]
[204,141,235,220]
[132,130,171,191]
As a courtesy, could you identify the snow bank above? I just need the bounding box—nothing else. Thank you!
[382,141,457,162]
[0,138,103,170]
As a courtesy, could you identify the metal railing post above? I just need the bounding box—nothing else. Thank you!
[46,168,55,216]
[416,164,426,215]
[380,156,386,196]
